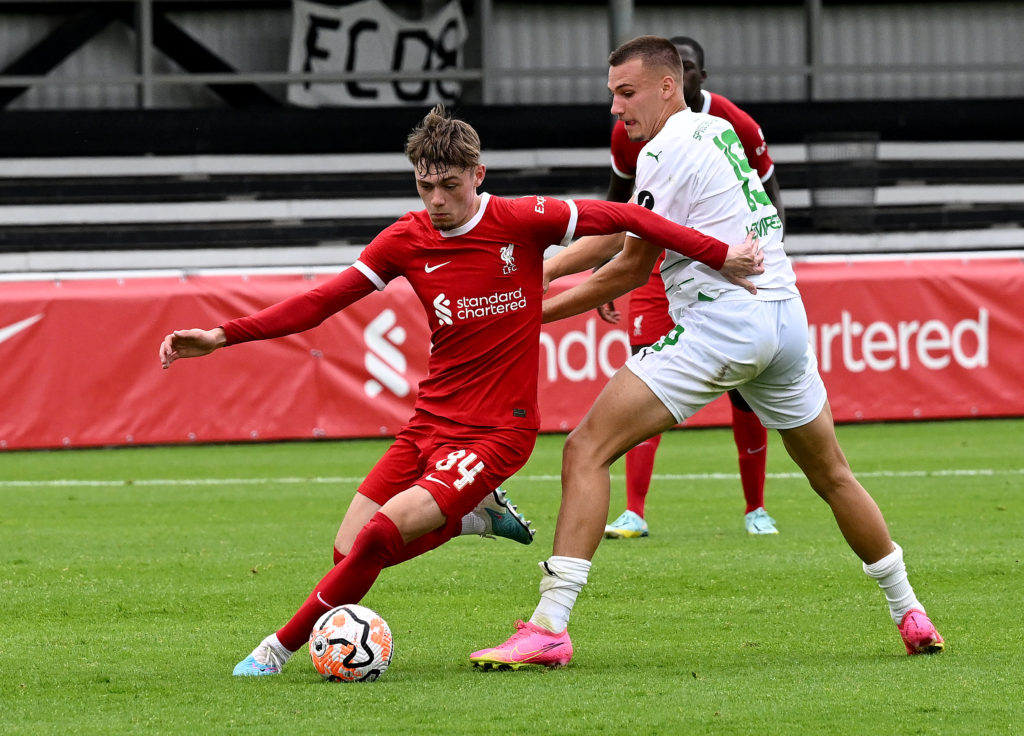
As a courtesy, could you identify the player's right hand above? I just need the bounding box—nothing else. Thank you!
[721,232,764,295]
[159,327,225,369]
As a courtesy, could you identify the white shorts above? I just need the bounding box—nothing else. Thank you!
[625,297,827,430]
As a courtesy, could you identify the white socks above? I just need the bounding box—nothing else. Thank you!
[529,556,591,633]
[261,633,295,666]
[523,546,920,636]
[862,542,924,625]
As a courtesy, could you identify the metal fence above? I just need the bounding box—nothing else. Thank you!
[1,0,1022,109]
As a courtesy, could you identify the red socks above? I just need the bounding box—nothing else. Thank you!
[730,402,767,513]
[623,403,767,519]
[333,524,455,567]
[625,434,661,518]
[386,525,456,566]
[277,512,404,651]
[618,397,767,521]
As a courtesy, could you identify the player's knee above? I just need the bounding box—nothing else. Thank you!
[562,429,586,466]
[380,489,446,543]
[563,428,602,470]
[805,463,858,501]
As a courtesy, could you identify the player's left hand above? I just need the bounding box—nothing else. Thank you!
[596,302,620,324]
[721,232,763,294]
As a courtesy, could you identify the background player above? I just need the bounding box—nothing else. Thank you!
[471,37,943,669]
[158,104,762,677]
[601,35,786,538]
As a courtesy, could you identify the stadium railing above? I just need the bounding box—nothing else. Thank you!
[1,140,1024,275]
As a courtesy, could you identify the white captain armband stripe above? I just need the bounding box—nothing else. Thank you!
[560,200,579,247]
[353,260,386,291]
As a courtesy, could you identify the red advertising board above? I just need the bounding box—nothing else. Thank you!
[796,257,1021,422]
[1,255,1021,450]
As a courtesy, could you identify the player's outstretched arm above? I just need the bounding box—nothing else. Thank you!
[543,232,627,290]
[159,327,226,369]
[574,200,728,269]
[543,238,661,324]
[159,268,377,370]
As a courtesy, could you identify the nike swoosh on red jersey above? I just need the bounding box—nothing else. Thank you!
[424,473,451,488]
[424,262,451,273]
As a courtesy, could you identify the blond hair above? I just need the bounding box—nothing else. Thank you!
[404,104,481,176]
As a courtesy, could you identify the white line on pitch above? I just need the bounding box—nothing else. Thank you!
[1,467,1021,489]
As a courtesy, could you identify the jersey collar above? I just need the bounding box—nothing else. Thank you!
[440,192,491,238]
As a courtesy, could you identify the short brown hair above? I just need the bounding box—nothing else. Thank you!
[608,35,682,81]
[404,104,481,177]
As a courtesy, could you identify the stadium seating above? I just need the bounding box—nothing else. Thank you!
[2,140,1023,273]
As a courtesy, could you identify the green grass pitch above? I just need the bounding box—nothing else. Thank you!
[2,419,1022,735]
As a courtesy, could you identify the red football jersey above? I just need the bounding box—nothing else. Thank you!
[354,194,564,429]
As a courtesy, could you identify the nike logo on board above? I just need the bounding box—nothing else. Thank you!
[0,314,44,346]
[424,262,451,273]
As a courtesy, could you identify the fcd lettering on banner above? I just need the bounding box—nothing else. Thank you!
[288,0,468,107]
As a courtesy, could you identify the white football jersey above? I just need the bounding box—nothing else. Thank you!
[628,109,798,321]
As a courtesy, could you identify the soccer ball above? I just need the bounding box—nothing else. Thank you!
[309,604,394,682]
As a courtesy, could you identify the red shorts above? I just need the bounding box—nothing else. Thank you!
[628,271,675,347]
[358,410,537,529]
